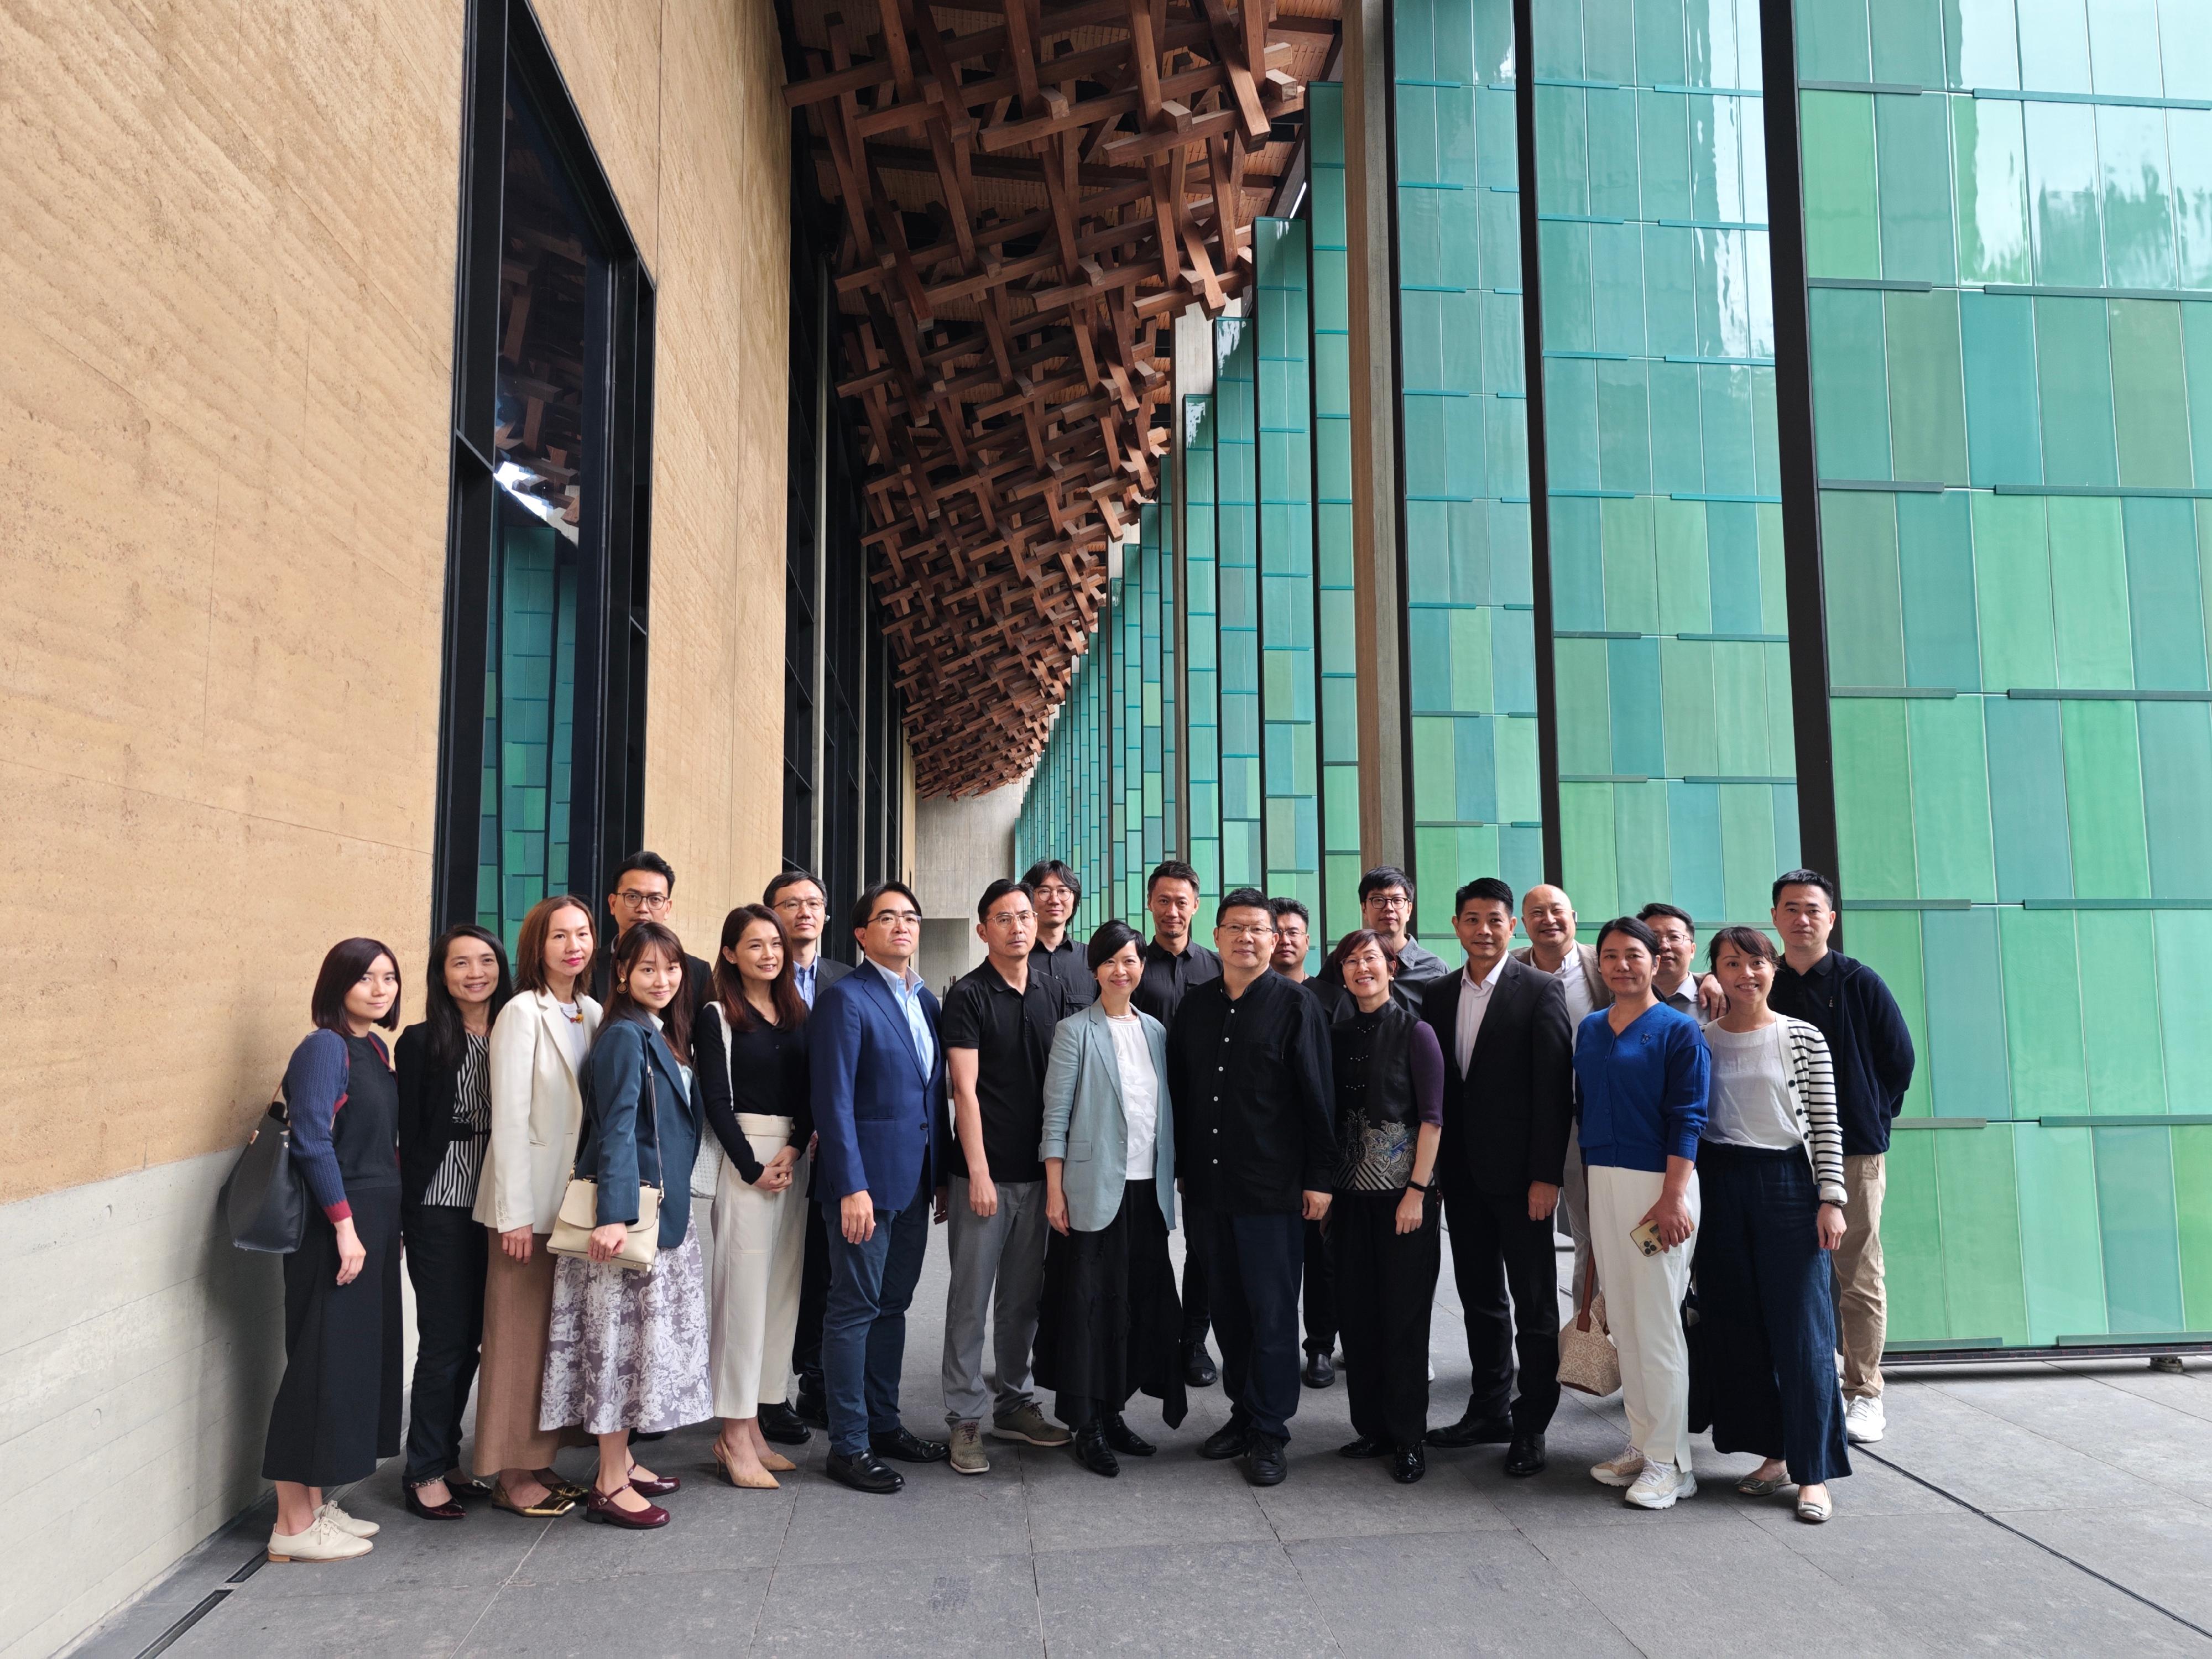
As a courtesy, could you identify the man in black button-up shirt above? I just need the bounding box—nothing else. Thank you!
[1022,858,1097,1009]
[1167,888,1335,1486]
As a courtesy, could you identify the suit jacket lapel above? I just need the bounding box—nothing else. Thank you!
[856,964,929,1083]
[1091,1005,1125,1097]
[537,993,582,1086]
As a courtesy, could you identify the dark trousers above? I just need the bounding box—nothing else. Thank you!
[1203,1209,1305,1442]
[1444,1183,1561,1434]
[821,1170,931,1456]
[401,1203,487,1483]
[793,1196,831,1398]
[1180,1199,1213,1350]
[264,1186,403,1486]
[1302,1217,1337,1356]
[1334,1190,1441,1448]
[1696,1142,1852,1485]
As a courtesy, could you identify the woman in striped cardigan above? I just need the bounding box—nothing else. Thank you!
[1694,925,1852,1522]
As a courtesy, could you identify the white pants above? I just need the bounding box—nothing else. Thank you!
[707,1117,811,1418]
[1586,1162,1700,1472]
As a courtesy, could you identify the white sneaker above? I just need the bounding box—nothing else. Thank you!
[1845,1396,1886,1443]
[269,1512,373,1563]
[1590,1447,1645,1488]
[318,1500,379,1537]
[1625,1459,1697,1510]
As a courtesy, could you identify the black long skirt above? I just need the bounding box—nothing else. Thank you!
[1033,1180,1188,1431]
[263,1185,404,1486]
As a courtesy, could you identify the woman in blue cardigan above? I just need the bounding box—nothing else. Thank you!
[1032,920,1187,1475]
[540,921,710,1529]
[1574,915,1709,1512]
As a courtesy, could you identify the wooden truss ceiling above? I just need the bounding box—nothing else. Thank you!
[785,0,1342,796]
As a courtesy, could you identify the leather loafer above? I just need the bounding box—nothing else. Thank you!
[795,1386,830,1430]
[825,1450,904,1494]
[1102,1414,1156,1457]
[1427,1410,1514,1449]
[1183,1345,1218,1388]
[1301,1350,1335,1389]
[870,1427,950,1464]
[1337,1434,1391,1460]
[1391,1444,1427,1484]
[1199,1422,1252,1461]
[1072,1423,1120,1478]
[1243,1433,1287,1487]
[1505,1432,1548,1477]
[758,1402,812,1447]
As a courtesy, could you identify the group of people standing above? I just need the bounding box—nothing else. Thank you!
[252,844,1913,1563]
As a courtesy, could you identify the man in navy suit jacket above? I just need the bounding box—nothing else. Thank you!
[810,879,951,1494]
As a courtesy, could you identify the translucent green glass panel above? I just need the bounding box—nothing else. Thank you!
[479,519,579,954]
[1216,315,1265,889]
[1013,622,1116,937]
[1799,0,2212,1351]
[1397,0,1545,943]
[1183,395,1223,894]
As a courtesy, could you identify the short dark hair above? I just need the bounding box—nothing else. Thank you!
[852,879,922,932]
[1147,859,1201,898]
[310,937,403,1033]
[1022,859,1082,905]
[1324,927,1392,977]
[1087,918,1144,972]
[1637,901,1696,933]
[1773,868,1840,909]
[977,878,1035,923]
[1454,877,1515,916]
[1216,885,1272,925]
[763,868,826,908]
[1268,895,1311,926]
[1707,925,1778,969]
[612,850,677,893]
[1358,865,1415,902]
[1593,915,1661,958]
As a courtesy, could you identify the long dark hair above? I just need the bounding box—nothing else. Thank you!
[713,904,808,1034]
[515,893,594,995]
[425,924,514,1071]
[310,937,402,1034]
[600,920,692,1063]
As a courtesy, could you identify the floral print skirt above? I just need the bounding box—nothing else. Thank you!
[540,1218,711,1436]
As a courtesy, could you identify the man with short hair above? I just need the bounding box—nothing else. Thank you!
[1134,859,1224,1387]
[1168,889,1336,1488]
[768,868,852,1009]
[1423,878,1574,1475]
[1269,895,1338,1390]
[1765,869,1914,1444]
[1313,866,1449,1010]
[812,881,951,1494]
[593,851,713,1012]
[937,879,1074,1474]
[1022,859,1096,1009]
[1512,884,1610,1307]
[1637,903,1704,1018]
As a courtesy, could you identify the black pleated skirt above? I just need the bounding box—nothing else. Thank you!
[1033,1179,1188,1431]
[263,1184,404,1486]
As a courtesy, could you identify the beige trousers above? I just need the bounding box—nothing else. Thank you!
[1587,1164,1701,1472]
[1833,1153,1886,1399]
[707,1118,811,1418]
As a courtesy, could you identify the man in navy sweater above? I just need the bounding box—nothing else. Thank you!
[1765,869,1915,1446]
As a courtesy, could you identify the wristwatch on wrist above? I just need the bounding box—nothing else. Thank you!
[1406,1176,1431,1193]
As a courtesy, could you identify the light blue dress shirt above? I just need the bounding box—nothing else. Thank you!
[870,958,936,1076]
[794,959,817,1008]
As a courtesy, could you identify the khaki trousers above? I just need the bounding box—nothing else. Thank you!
[1832,1154,1886,1398]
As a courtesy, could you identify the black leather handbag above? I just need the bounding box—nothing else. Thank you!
[220,1094,309,1254]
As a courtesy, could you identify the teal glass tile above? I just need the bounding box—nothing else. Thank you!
[1945,0,2022,90]
[1885,289,1970,484]
[2124,497,2209,690]
[1953,97,2034,285]
[2000,906,2088,1118]
[2110,301,2193,490]
[2097,106,2178,290]
[2015,1126,2110,1342]
[1986,697,2074,897]
[2078,910,2168,1118]
[2162,0,2212,98]
[2033,298,2119,489]
[1667,781,1727,920]
[2086,0,2166,98]
[2173,111,2212,289]
[1869,0,1945,86]
[2049,495,2133,686]
[1832,697,1919,897]
[1924,907,2013,1115]
[1809,286,1893,478]
[2025,100,2106,285]
[1801,92,1882,278]
[1821,491,1906,686]
[1908,696,1997,900]
[1972,493,2057,688]
[1898,490,1981,688]
[2139,703,2212,898]
[2094,1126,2185,1332]
[1795,0,1870,82]
[2187,305,2212,487]
[1960,291,2043,486]
[1876,92,1958,283]
[2062,700,2152,898]
[2016,0,2094,95]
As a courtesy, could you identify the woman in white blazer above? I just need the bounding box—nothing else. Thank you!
[1032,920,1186,1477]
[472,894,599,1516]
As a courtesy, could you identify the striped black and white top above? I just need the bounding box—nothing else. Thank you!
[1703,1015,1846,1206]
[420,1032,491,1207]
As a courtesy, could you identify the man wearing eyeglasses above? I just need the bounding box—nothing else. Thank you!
[1022,859,1097,1009]
[1312,867,1450,1013]
[766,868,852,1011]
[592,851,713,1014]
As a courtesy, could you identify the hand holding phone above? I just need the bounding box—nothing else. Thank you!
[1630,1219,1663,1257]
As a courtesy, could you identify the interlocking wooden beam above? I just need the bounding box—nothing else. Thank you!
[784,0,1339,796]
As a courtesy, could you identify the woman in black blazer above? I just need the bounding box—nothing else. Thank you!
[396,925,513,1520]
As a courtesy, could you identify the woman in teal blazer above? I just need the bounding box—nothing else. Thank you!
[1033,920,1188,1476]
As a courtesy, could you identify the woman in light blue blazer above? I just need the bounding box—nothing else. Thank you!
[1033,920,1188,1476]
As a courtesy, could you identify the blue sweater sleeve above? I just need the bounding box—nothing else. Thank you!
[1658,1016,1709,1162]
[283,1030,352,1221]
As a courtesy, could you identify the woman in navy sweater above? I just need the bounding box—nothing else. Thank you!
[263,938,406,1563]
[1573,915,1708,1512]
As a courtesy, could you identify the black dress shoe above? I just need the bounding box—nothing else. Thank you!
[825,1450,904,1494]
[1391,1444,1427,1484]
[1337,1434,1391,1460]
[1071,1423,1120,1478]
[1183,1345,1218,1388]
[758,1402,812,1447]
[1302,1350,1335,1389]
[1102,1414,1156,1457]
[870,1427,950,1464]
[795,1386,830,1430]
[1199,1422,1252,1461]
[1243,1433,1287,1487]
[1427,1409,1514,1449]
[1504,1431,1548,1477]
[405,1480,466,1520]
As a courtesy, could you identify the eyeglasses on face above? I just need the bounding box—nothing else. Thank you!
[1218,922,1277,940]
[869,909,922,926]
[615,890,671,910]
[774,895,826,914]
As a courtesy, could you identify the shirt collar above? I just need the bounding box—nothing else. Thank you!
[1462,957,1506,994]
[867,956,922,994]
[1146,937,1192,964]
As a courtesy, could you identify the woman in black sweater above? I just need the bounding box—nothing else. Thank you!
[692,904,812,1488]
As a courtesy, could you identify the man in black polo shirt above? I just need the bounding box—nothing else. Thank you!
[1022,858,1097,1009]
[937,878,1074,1475]
[1169,887,1335,1488]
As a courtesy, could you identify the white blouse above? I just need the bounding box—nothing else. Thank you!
[1108,1013,1157,1172]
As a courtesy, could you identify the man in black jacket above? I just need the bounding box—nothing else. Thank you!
[1421,877,1574,1475]
[1168,888,1335,1488]
[592,851,714,1014]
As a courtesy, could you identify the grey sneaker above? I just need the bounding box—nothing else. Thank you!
[949,1420,989,1475]
[989,1402,1071,1447]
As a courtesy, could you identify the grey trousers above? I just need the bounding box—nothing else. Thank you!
[1560,1120,1592,1306]
[941,1175,1048,1425]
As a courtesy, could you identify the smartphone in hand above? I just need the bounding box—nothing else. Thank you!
[1630,1219,1665,1256]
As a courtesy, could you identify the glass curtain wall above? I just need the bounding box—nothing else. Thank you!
[1216,316,1267,889]
[1184,395,1224,893]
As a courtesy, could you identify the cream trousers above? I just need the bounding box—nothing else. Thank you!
[707,1117,811,1418]
[1586,1162,1701,1473]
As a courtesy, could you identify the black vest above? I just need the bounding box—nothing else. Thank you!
[1332,999,1418,1130]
